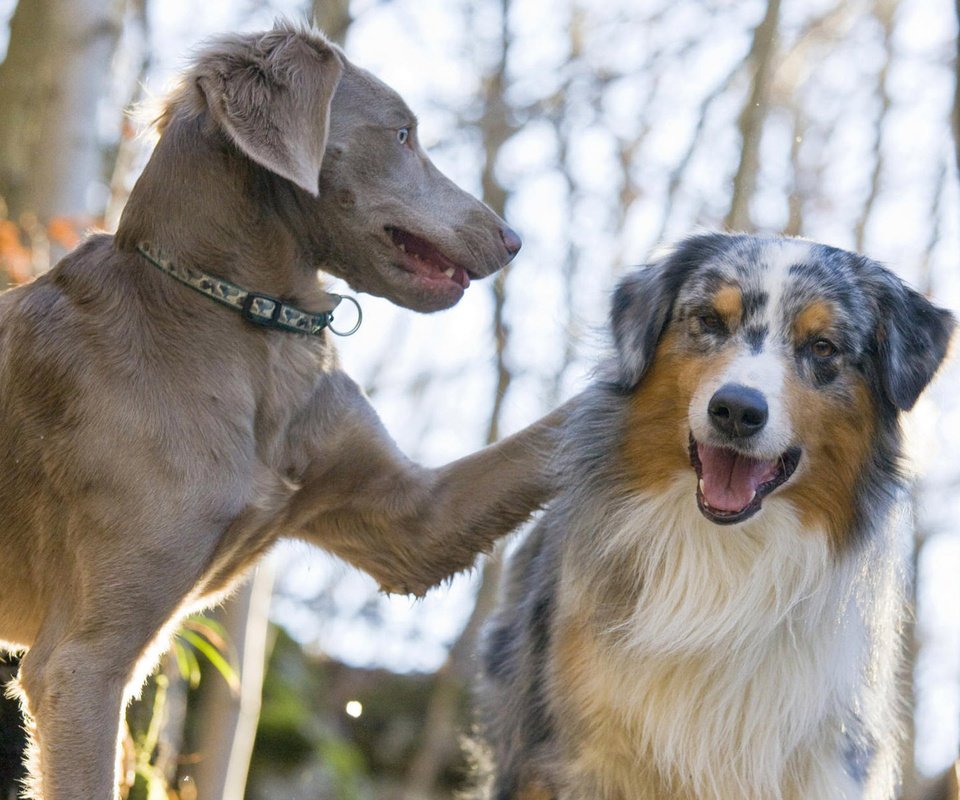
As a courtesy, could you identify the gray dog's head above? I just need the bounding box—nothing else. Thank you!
[161,23,521,312]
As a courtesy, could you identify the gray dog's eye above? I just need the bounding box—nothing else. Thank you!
[397,127,410,145]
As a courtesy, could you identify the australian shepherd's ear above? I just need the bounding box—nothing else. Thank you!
[866,264,955,411]
[610,264,673,391]
[611,234,725,390]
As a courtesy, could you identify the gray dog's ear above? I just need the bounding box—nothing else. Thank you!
[869,268,955,411]
[196,26,344,195]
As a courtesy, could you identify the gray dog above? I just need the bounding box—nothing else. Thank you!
[0,24,563,800]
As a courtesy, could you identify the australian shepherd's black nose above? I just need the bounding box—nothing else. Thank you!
[478,233,955,800]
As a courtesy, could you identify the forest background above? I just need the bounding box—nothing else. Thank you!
[0,0,958,798]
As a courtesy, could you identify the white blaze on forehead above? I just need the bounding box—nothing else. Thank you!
[759,239,812,331]
[688,344,794,457]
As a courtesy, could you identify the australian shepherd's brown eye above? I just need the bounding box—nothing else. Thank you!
[698,312,723,333]
[812,338,837,358]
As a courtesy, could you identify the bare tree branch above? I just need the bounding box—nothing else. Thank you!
[0,0,123,224]
[854,0,896,253]
[917,158,947,296]
[724,0,783,231]
[104,0,152,232]
[954,0,960,178]
[190,563,276,800]
[784,106,808,237]
[479,0,515,446]
[546,120,582,409]
[654,54,748,245]
[400,553,504,798]
[310,0,351,45]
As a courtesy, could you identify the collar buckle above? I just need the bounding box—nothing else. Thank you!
[241,292,284,328]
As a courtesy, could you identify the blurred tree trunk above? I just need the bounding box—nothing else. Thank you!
[401,1,516,795]
[899,197,950,800]
[953,0,960,177]
[0,0,123,237]
[784,106,808,237]
[478,0,516,447]
[401,555,504,798]
[724,0,782,231]
[902,503,927,800]
[104,0,150,232]
[954,0,960,761]
[311,0,351,42]
[191,563,276,800]
[854,0,896,253]
[0,0,124,785]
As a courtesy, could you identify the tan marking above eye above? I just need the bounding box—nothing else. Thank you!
[712,285,743,330]
[793,300,835,343]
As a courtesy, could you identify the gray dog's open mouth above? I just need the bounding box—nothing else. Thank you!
[385,227,472,290]
[689,434,801,525]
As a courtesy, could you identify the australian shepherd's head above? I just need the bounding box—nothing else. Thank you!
[611,232,954,551]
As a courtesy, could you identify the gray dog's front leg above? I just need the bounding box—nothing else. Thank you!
[287,392,570,596]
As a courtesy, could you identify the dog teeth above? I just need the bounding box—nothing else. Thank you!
[698,478,705,494]
[399,243,406,252]
[444,267,455,279]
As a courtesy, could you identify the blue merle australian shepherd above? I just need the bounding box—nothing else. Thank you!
[479,233,955,800]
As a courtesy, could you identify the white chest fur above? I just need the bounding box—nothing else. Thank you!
[554,482,899,799]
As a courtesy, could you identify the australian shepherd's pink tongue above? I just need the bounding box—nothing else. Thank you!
[697,443,778,512]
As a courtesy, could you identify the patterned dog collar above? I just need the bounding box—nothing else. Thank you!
[136,243,362,337]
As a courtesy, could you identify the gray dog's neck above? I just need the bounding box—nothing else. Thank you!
[116,105,332,305]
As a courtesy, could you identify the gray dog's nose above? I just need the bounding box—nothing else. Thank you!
[500,226,522,257]
[709,383,768,438]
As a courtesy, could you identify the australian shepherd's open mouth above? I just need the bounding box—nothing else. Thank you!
[689,434,801,525]
[385,226,474,290]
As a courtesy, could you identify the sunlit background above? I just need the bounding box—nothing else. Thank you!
[0,0,958,798]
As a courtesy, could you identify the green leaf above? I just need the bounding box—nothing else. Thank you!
[172,639,202,688]
[179,629,240,694]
